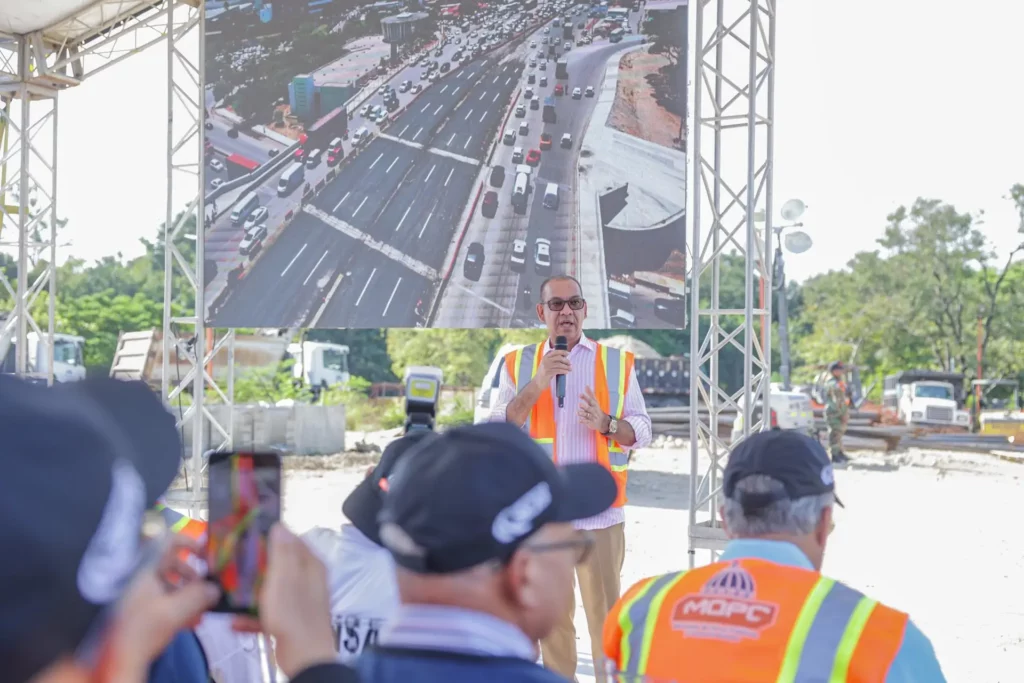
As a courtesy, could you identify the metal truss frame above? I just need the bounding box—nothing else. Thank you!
[162,0,234,519]
[688,0,775,567]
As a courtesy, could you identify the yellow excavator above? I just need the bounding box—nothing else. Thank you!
[972,379,1024,443]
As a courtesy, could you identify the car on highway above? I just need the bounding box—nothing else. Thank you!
[464,242,486,280]
[519,122,530,136]
[360,104,372,117]
[512,147,524,163]
[504,129,517,144]
[540,75,548,86]
[210,178,224,189]
[585,85,595,97]
[305,148,323,168]
[400,80,412,92]
[539,62,547,71]
[294,148,305,162]
[526,148,541,165]
[525,87,534,99]
[481,190,499,218]
[490,165,506,187]
[515,104,527,117]
[239,224,268,257]
[543,26,550,33]
[530,98,540,110]
[528,73,536,84]
[529,59,536,68]
[572,87,582,99]
[411,83,423,93]
[539,133,553,150]
[244,206,268,230]
[209,158,225,172]
[510,239,527,272]
[564,41,572,50]
[654,297,686,326]
[560,132,573,148]
[533,238,552,274]
[530,41,537,48]
[421,69,430,80]
[554,84,564,96]
[440,62,451,73]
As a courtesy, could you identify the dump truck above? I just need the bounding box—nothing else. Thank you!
[881,369,970,429]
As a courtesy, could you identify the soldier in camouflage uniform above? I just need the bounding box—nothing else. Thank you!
[823,360,850,464]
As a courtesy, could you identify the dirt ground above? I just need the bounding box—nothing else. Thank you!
[279,444,1024,681]
[607,46,685,151]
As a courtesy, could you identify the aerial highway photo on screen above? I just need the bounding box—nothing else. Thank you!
[203,0,688,329]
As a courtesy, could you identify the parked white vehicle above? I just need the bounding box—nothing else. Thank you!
[730,385,815,444]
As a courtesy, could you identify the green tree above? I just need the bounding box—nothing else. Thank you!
[387,329,501,387]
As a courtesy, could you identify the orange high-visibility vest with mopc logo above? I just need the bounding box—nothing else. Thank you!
[504,341,634,507]
[603,559,909,682]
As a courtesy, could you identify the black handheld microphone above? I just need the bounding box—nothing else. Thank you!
[555,335,568,408]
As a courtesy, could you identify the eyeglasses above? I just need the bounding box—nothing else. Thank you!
[524,530,595,565]
[543,297,586,311]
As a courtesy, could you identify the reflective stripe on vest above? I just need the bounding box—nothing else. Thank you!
[616,570,890,682]
[504,341,633,506]
[154,502,207,538]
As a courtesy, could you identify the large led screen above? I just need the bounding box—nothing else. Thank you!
[203,0,688,329]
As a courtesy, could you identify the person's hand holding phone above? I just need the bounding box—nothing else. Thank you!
[235,523,337,678]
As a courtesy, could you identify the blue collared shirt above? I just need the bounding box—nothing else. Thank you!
[721,539,947,683]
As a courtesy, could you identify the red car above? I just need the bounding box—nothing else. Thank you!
[526,149,541,165]
[554,84,564,96]
[539,133,553,150]
[481,190,499,217]
[294,148,305,161]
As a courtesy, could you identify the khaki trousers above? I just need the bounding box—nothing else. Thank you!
[541,522,626,683]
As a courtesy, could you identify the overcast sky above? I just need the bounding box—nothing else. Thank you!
[49,0,1023,284]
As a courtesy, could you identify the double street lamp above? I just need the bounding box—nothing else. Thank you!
[755,198,812,391]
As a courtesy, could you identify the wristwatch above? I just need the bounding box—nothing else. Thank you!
[602,416,618,437]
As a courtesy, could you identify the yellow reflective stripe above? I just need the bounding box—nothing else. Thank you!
[777,578,835,683]
[610,465,628,472]
[828,598,878,682]
[171,517,191,533]
[533,342,543,375]
[534,438,554,444]
[511,348,523,385]
[617,576,660,673]
[615,350,628,418]
[635,571,688,673]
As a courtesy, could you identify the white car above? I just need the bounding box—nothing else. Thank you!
[572,87,582,99]
[209,158,225,172]
[560,132,572,148]
[584,85,595,97]
[510,239,527,271]
[360,104,373,117]
[238,224,268,256]
[529,41,537,48]
[210,178,224,189]
[244,206,269,229]
[411,83,423,93]
[534,238,552,273]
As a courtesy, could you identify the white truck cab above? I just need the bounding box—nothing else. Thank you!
[0,326,86,383]
[882,370,970,428]
[730,384,815,444]
[287,341,351,389]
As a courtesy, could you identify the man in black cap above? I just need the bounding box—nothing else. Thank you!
[603,430,946,682]
[355,422,618,683]
[301,430,437,663]
[0,375,221,683]
[824,360,851,464]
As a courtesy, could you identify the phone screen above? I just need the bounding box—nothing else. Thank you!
[206,451,281,614]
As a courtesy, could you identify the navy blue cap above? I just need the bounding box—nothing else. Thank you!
[378,422,616,574]
[724,430,844,513]
[342,430,438,546]
[0,376,182,683]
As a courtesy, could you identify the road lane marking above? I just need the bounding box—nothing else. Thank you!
[352,196,368,216]
[396,205,412,232]
[463,135,472,149]
[493,75,500,83]
[479,110,487,122]
[304,250,329,285]
[464,107,474,120]
[452,87,460,96]
[303,205,439,280]
[379,133,479,166]
[400,124,409,135]
[506,77,512,84]
[419,211,433,239]
[309,273,344,327]
[386,157,398,173]
[448,132,457,145]
[369,153,383,169]
[281,243,307,277]
[453,283,513,314]
[445,168,454,186]
[493,92,500,102]
[433,104,443,115]
[420,103,430,113]
[479,90,487,100]
[383,277,402,317]
[440,85,449,93]
[425,164,436,182]
[413,127,423,140]
[333,192,350,212]
[355,268,376,306]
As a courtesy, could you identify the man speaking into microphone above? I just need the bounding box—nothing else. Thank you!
[490,275,652,683]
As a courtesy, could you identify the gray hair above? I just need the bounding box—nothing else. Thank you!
[722,475,834,537]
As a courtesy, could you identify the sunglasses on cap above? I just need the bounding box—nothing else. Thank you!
[543,297,586,311]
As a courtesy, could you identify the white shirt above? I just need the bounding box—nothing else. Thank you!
[303,524,400,662]
[193,613,266,683]
[381,604,538,660]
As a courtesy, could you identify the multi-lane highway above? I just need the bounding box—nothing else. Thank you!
[211,47,525,327]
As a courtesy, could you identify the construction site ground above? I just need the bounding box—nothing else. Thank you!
[275,439,1024,682]
[606,45,684,151]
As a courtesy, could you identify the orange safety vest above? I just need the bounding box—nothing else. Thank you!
[504,341,634,507]
[603,559,909,682]
[153,501,207,539]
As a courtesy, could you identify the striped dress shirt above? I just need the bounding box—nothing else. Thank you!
[490,333,653,530]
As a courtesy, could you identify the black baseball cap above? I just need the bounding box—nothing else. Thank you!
[828,360,845,372]
[724,430,845,514]
[342,430,438,545]
[378,422,617,574]
[0,376,182,683]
